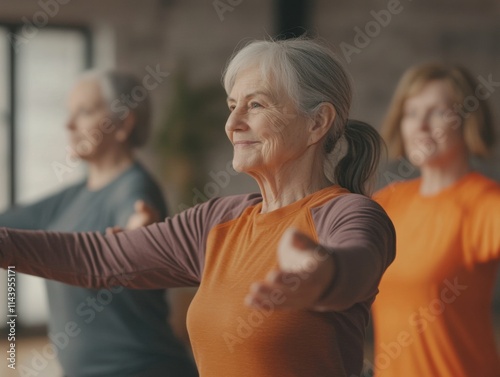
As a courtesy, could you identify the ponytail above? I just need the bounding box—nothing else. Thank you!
[333,120,384,196]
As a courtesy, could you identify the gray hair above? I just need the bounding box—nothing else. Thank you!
[78,70,151,148]
[223,39,351,137]
[222,38,382,196]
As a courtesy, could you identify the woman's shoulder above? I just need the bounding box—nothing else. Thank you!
[119,162,161,188]
[184,193,263,226]
[310,192,396,249]
[373,178,420,206]
[463,172,499,191]
[458,172,500,207]
[311,191,392,225]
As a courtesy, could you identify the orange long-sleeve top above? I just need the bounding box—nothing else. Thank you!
[373,172,500,377]
[1,186,396,376]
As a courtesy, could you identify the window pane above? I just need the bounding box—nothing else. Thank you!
[16,29,87,203]
[0,27,9,328]
[15,29,88,326]
[0,27,8,211]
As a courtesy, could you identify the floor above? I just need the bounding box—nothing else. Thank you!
[1,334,63,377]
[1,325,499,377]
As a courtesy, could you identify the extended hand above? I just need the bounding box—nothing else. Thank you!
[245,228,335,310]
[125,200,161,230]
[105,200,161,235]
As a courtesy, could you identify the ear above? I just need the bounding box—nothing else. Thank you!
[307,102,336,146]
[115,111,136,143]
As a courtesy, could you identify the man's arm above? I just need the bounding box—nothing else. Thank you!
[0,188,70,229]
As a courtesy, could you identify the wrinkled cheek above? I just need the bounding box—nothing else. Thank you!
[258,109,304,165]
[260,130,286,165]
[264,108,296,132]
[263,111,302,145]
[261,143,276,163]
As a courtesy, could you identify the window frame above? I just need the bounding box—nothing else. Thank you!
[0,22,93,330]
[0,22,93,206]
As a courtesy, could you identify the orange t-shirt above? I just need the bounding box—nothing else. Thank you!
[1,186,396,376]
[187,187,395,377]
[373,172,500,377]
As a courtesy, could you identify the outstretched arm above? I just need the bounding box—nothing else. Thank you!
[0,199,217,290]
[246,195,396,312]
[0,188,70,229]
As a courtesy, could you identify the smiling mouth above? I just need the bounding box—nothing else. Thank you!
[234,141,258,146]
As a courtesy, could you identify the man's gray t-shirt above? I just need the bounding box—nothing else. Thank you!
[0,162,197,377]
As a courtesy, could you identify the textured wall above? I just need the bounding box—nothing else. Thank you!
[1,0,498,197]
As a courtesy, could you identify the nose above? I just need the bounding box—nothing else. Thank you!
[225,106,249,135]
[413,113,431,132]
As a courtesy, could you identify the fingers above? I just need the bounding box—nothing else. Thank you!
[278,228,323,273]
[134,200,145,211]
[280,228,317,251]
[134,200,160,222]
[134,200,150,214]
[245,263,332,310]
[110,202,160,234]
[245,271,280,305]
[245,280,285,308]
[245,270,301,309]
[134,199,156,215]
[246,228,334,311]
[290,229,317,251]
[105,226,123,235]
[245,279,306,310]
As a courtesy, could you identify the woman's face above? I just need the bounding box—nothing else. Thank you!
[66,79,120,160]
[225,67,311,175]
[401,79,466,168]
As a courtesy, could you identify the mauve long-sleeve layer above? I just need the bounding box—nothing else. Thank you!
[1,186,395,377]
[1,192,246,289]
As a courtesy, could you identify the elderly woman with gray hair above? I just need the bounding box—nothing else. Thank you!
[0,71,197,377]
[1,38,395,377]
